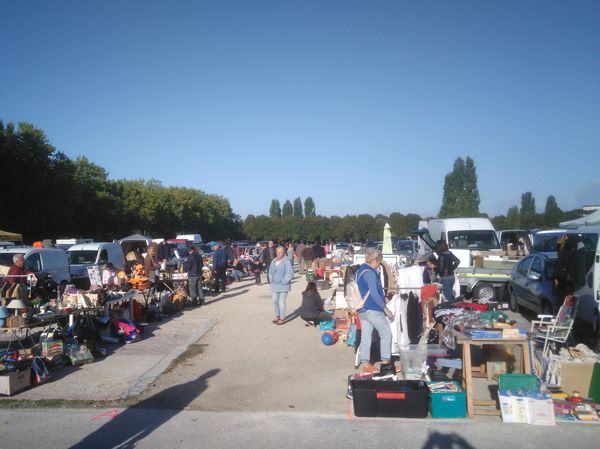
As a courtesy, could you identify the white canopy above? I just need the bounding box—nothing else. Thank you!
[560,209,600,228]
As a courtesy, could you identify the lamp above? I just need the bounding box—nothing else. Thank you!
[6,299,28,316]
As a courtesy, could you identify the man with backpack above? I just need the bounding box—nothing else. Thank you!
[354,249,394,374]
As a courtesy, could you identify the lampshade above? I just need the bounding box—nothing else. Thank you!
[6,299,28,309]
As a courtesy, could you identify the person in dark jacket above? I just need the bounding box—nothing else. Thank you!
[186,245,204,305]
[300,282,330,326]
[422,256,439,285]
[259,243,272,283]
[212,242,228,293]
[312,240,326,269]
[553,235,576,306]
[434,240,461,301]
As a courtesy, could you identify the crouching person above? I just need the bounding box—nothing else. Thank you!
[300,281,331,326]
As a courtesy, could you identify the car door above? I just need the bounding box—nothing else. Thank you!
[525,255,545,312]
[511,256,533,308]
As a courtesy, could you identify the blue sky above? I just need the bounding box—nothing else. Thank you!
[1,1,599,219]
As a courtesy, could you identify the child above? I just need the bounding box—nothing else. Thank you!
[252,258,263,285]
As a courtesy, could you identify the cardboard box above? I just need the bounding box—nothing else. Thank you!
[0,369,31,396]
[559,361,596,396]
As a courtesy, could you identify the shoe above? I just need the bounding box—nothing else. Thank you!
[360,363,379,375]
[275,318,285,325]
[272,317,279,323]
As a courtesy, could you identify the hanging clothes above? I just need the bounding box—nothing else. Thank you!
[396,265,424,296]
[406,291,423,344]
[388,292,410,354]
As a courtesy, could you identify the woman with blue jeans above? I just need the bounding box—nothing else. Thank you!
[268,246,293,325]
[356,249,394,374]
[434,240,461,302]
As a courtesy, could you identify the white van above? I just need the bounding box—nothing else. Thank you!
[66,242,126,287]
[425,218,502,267]
[0,247,71,286]
[176,234,203,245]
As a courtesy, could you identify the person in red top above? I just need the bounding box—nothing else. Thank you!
[6,254,27,285]
[4,254,30,302]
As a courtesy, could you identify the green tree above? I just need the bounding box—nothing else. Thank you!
[282,200,293,217]
[439,156,481,218]
[506,206,520,229]
[520,192,537,229]
[543,195,563,227]
[293,197,304,219]
[269,199,281,219]
[304,197,316,218]
[492,215,508,230]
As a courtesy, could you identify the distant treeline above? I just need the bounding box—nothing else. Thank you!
[0,121,243,242]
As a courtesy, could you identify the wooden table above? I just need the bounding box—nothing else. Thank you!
[457,335,532,418]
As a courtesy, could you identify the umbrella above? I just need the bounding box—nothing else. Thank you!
[382,223,393,254]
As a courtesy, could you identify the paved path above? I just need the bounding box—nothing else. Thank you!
[136,274,354,414]
[1,408,599,449]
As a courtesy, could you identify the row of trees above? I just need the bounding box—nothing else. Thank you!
[0,121,242,241]
[439,156,584,230]
[269,197,316,220]
[243,212,422,242]
[492,193,583,230]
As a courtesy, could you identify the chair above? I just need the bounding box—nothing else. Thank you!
[529,295,578,357]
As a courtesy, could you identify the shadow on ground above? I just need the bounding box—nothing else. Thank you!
[422,431,476,449]
[67,368,220,449]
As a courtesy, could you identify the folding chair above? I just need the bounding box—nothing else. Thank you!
[529,295,578,357]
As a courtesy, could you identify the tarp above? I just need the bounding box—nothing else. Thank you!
[0,229,23,243]
[118,234,154,244]
[560,210,600,228]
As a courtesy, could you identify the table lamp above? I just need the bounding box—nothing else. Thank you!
[6,299,28,316]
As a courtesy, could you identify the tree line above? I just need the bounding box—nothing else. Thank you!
[0,121,243,242]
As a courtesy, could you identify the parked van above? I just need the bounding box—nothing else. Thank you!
[66,242,125,288]
[424,218,502,267]
[176,234,203,245]
[0,247,71,286]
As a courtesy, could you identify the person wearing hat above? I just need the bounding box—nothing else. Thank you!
[212,242,228,293]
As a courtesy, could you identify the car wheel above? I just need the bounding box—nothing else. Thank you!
[473,283,496,301]
[509,289,520,312]
[540,300,552,316]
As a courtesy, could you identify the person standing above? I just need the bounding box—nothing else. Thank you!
[186,245,204,306]
[212,242,228,293]
[260,242,273,283]
[144,245,160,296]
[301,243,315,272]
[312,239,326,269]
[295,240,307,274]
[435,240,461,301]
[356,249,394,374]
[286,242,295,271]
[225,239,235,266]
[269,246,293,325]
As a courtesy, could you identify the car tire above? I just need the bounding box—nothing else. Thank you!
[473,283,496,301]
[509,289,520,312]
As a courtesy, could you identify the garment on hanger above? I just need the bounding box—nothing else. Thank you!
[396,265,424,296]
[388,292,410,354]
[406,291,423,344]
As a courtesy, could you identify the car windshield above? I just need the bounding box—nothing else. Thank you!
[0,253,22,267]
[67,250,97,265]
[533,233,564,253]
[396,241,415,252]
[447,231,500,250]
[335,243,348,249]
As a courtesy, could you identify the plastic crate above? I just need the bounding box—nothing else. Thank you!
[351,379,430,418]
[429,381,467,418]
[399,345,448,378]
[498,374,540,392]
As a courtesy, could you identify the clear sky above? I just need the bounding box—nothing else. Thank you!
[1,0,599,219]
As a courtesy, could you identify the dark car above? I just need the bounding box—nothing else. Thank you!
[508,254,558,314]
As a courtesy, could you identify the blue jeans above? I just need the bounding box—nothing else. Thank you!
[358,309,392,363]
[272,291,288,318]
[440,275,456,301]
[188,275,203,301]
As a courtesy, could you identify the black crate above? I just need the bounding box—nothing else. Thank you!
[351,379,430,418]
